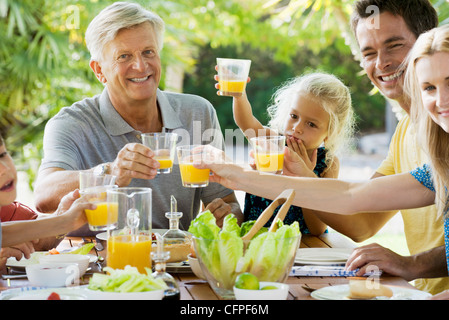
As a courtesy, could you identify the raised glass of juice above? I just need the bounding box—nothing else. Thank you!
[177,145,210,188]
[142,132,178,174]
[250,136,285,174]
[216,58,251,97]
[80,185,119,231]
[106,187,152,273]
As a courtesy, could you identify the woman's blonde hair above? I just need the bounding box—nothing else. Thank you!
[404,24,449,218]
[267,72,355,169]
[85,2,165,62]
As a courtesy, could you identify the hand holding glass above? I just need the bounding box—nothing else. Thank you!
[80,185,119,231]
[217,58,251,97]
[142,132,178,174]
[250,136,285,174]
[177,145,211,188]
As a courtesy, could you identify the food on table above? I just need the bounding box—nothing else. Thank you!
[161,242,191,262]
[47,243,95,255]
[188,210,300,290]
[347,279,393,299]
[47,292,61,300]
[261,285,278,290]
[88,266,167,293]
[235,272,259,290]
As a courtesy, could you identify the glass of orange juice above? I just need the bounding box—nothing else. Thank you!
[81,185,119,231]
[142,132,178,174]
[250,136,286,174]
[177,145,210,188]
[217,58,251,97]
[79,171,116,190]
[106,187,152,274]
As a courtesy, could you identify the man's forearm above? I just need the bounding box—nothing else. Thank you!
[410,246,448,280]
[34,169,80,213]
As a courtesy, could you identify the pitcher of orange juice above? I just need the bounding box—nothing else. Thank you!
[106,187,152,274]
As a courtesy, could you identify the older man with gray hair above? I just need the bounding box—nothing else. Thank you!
[34,2,242,232]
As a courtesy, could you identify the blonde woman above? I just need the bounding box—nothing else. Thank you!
[202,24,449,297]
[218,72,355,235]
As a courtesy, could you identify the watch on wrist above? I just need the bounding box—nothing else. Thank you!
[94,163,110,176]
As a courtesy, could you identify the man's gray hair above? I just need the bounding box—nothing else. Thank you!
[85,2,165,61]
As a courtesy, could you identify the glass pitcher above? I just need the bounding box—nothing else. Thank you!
[106,187,152,274]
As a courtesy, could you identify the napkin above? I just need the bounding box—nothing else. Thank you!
[290,265,382,277]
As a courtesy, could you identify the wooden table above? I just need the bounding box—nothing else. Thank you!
[176,233,416,300]
[0,232,417,300]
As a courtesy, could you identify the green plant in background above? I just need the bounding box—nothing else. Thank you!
[1,0,448,190]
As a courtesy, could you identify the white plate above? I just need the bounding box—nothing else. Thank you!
[295,248,353,265]
[6,252,47,269]
[311,284,431,300]
[1,287,89,300]
[6,252,96,270]
[1,285,165,300]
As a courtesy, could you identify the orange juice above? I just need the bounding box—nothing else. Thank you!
[179,163,210,187]
[154,156,173,169]
[255,152,284,173]
[85,202,118,230]
[107,234,152,274]
[219,80,246,96]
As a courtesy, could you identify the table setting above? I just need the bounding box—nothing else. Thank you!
[0,180,431,301]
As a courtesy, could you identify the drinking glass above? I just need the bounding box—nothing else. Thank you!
[142,132,178,174]
[79,171,116,190]
[176,145,210,188]
[250,136,285,174]
[217,58,251,97]
[80,185,118,231]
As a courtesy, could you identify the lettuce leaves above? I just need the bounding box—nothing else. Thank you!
[188,210,300,290]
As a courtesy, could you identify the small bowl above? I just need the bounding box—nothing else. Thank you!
[188,254,205,280]
[26,263,78,287]
[39,254,90,277]
[85,288,164,300]
[233,282,289,300]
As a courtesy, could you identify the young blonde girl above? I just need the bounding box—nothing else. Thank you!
[218,71,355,235]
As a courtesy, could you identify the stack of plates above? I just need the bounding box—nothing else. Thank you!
[295,248,353,266]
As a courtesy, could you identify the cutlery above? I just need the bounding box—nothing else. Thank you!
[301,285,317,293]
[2,274,28,280]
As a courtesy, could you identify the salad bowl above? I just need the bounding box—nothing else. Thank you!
[190,211,301,299]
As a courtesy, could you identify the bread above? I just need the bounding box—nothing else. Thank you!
[348,279,393,299]
[151,242,191,263]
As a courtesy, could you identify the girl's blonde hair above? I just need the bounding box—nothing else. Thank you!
[267,72,355,169]
[404,24,449,219]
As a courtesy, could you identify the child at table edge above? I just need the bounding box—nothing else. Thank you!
[0,133,92,272]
